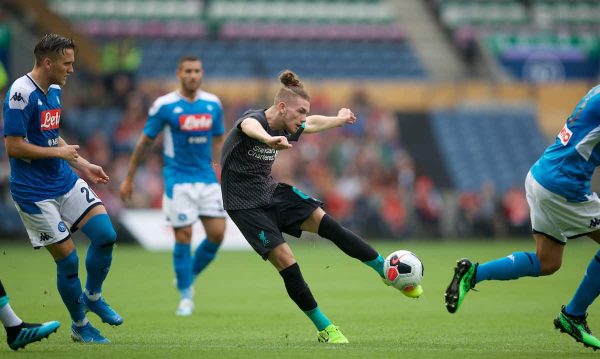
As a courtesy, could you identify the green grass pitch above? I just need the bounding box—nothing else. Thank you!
[1,237,599,358]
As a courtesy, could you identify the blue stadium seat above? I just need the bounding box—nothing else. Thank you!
[134,39,427,79]
[431,106,547,193]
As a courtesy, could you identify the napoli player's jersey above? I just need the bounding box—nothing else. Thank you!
[144,90,224,198]
[531,84,600,202]
[3,74,78,202]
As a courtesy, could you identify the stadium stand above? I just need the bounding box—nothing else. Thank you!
[46,0,427,80]
[430,105,547,193]
[429,0,600,81]
[2,0,581,240]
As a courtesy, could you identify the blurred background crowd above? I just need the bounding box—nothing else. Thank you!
[2,0,600,241]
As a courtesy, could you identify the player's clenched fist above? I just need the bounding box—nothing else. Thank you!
[337,108,356,125]
[266,136,292,150]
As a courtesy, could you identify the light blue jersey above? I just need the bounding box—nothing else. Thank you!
[531,84,600,202]
[144,90,224,198]
[3,74,78,203]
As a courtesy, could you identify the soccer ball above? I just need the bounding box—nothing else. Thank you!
[384,250,424,291]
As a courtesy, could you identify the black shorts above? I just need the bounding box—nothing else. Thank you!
[227,183,323,260]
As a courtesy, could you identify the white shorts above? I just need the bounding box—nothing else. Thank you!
[163,182,226,228]
[525,171,600,243]
[14,179,103,248]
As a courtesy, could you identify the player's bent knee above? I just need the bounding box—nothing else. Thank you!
[209,233,225,244]
[174,226,193,244]
[268,245,296,271]
[539,261,561,275]
[82,214,117,247]
[98,225,117,246]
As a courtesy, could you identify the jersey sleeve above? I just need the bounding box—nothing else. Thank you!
[3,86,33,137]
[235,110,268,135]
[211,100,225,136]
[251,113,270,132]
[143,99,167,139]
[234,117,246,131]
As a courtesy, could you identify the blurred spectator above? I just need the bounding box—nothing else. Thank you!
[102,39,141,108]
[413,176,443,237]
[454,27,479,74]
[112,92,148,153]
[456,191,480,236]
[477,181,501,236]
[502,187,531,236]
[380,188,407,237]
[102,39,141,76]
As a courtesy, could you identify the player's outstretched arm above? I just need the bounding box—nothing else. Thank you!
[119,134,155,201]
[5,136,80,161]
[58,137,109,184]
[240,118,292,150]
[303,108,356,134]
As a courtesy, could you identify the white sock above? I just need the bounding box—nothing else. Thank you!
[85,289,102,302]
[73,317,89,327]
[0,302,23,327]
[179,286,194,300]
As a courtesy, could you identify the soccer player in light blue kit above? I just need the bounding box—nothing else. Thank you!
[3,34,122,344]
[445,85,600,350]
[120,56,226,316]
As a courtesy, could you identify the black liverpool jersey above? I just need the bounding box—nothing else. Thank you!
[221,109,301,210]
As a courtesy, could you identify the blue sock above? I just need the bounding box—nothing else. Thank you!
[85,244,113,295]
[56,250,85,322]
[81,214,116,296]
[174,243,192,294]
[475,252,541,284]
[304,306,332,331]
[192,239,221,277]
[565,251,600,317]
[363,254,385,278]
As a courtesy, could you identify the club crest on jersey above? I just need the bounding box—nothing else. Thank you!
[40,109,61,130]
[558,124,572,146]
[179,114,212,131]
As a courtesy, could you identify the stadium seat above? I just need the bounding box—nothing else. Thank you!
[431,106,546,193]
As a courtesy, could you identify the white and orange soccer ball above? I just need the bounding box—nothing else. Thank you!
[384,250,424,297]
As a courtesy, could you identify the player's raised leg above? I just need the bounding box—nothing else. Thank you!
[445,233,553,314]
[1,280,61,350]
[304,208,385,277]
[444,258,477,314]
[302,207,422,297]
[79,206,122,326]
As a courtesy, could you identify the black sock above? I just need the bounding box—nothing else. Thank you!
[318,214,378,262]
[279,263,317,312]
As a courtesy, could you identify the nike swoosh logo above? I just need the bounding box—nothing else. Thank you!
[391,253,408,265]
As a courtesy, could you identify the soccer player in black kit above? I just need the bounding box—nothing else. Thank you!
[220,70,422,344]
